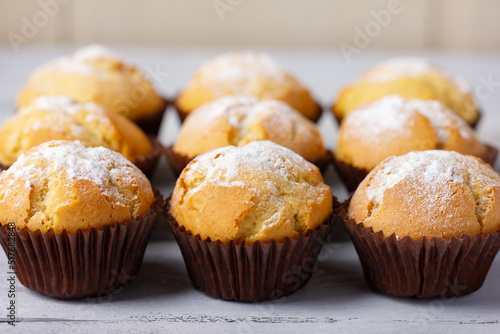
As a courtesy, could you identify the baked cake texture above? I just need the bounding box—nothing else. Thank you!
[170,141,332,244]
[175,52,321,121]
[334,57,480,126]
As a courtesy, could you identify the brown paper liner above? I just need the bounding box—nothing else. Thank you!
[174,97,324,123]
[164,146,192,177]
[338,201,500,299]
[164,198,339,302]
[333,157,370,193]
[308,150,334,174]
[132,97,169,136]
[0,191,164,299]
[133,136,163,179]
[165,145,333,177]
[482,144,499,167]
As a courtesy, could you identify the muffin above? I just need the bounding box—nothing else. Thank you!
[166,141,338,301]
[166,95,331,175]
[17,44,168,135]
[333,57,480,127]
[342,150,500,298]
[175,52,322,122]
[0,140,163,298]
[0,96,161,177]
[334,95,497,192]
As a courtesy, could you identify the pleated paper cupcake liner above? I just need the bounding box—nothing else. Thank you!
[164,146,192,177]
[338,201,500,299]
[332,156,370,193]
[133,136,164,179]
[0,191,164,299]
[133,96,169,136]
[307,150,334,174]
[165,145,333,178]
[482,144,499,167]
[164,198,339,302]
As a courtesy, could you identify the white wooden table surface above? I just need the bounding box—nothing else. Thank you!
[0,46,499,334]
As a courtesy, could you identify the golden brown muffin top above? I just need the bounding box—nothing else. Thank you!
[334,57,479,125]
[349,150,500,240]
[359,57,447,82]
[174,95,327,161]
[0,140,155,233]
[17,45,165,120]
[175,52,320,121]
[335,95,487,171]
[170,141,333,244]
[0,95,153,167]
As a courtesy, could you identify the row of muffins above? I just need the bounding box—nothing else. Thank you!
[12,45,484,129]
[0,45,499,302]
[2,45,495,178]
[330,58,499,298]
[1,139,499,300]
[16,45,482,128]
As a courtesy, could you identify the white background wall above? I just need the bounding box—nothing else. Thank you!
[1,0,500,51]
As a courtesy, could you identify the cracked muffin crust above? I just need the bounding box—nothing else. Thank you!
[173,95,327,162]
[175,52,321,121]
[0,140,154,233]
[17,44,166,124]
[0,95,154,167]
[335,95,488,172]
[170,141,333,244]
[333,57,480,126]
[348,150,500,240]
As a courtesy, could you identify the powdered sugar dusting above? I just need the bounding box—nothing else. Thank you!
[361,58,475,102]
[36,57,95,75]
[197,52,286,91]
[73,44,126,63]
[403,98,474,142]
[344,96,413,139]
[344,95,476,145]
[26,95,104,114]
[1,141,140,198]
[364,150,494,207]
[186,141,317,188]
[192,95,260,127]
[362,57,441,83]
[178,95,323,160]
[28,115,86,137]
[190,94,307,131]
[453,76,473,94]
[173,140,331,244]
[33,45,132,76]
[21,95,113,129]
[420,157,464,184]
[33,95,75,110]
[261,211,283,229]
